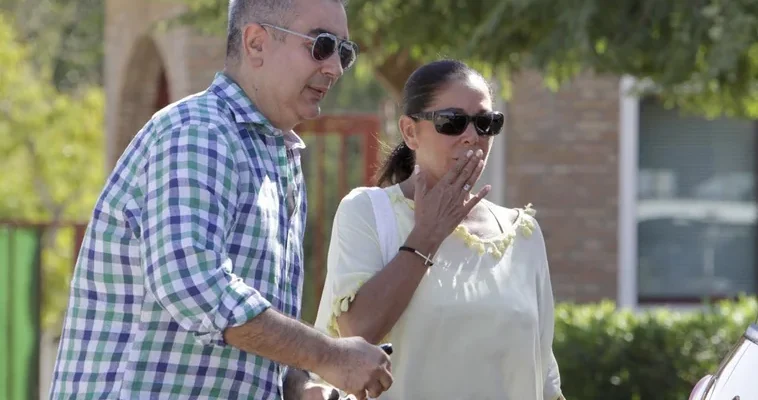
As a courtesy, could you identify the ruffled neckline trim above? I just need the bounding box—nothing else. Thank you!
[386,185,536,259]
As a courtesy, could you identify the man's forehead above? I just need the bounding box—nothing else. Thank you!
[290,0,349,39]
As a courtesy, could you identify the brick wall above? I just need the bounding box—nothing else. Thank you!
[105,0,224,169]
[506,70,621,302]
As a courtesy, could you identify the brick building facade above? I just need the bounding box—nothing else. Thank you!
[506,70,622,303]
[105,0,227,170]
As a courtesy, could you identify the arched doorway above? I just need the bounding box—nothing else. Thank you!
[111,36,171,168]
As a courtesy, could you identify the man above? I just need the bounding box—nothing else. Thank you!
[49,0,393,399]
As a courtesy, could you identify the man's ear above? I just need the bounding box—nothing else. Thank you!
[242,23,268,67]
[399,115,420,150]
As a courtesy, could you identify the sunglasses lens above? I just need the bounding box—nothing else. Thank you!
[339,43,357,70]
[474,115,492,133]
[490,113,504,135]
[473,113,504,136]
[312,35,357,69]
[434,114,469,135]
[312,35,337,61]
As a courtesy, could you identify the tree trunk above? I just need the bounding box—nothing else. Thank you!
[372,50,421,101]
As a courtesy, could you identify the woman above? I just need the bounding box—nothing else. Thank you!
[314,59,565,400]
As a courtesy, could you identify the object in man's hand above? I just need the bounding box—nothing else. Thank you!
[329,344,394,400]
[300,382,338,400]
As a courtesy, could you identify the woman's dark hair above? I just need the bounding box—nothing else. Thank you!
[374,59,490,187]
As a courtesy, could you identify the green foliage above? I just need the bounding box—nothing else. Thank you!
[0,12,105,331]
[177,0,758,117]
[319,58,391,113]
[0,0,104,91]
[554,296,758,400]
[348,0,758,117]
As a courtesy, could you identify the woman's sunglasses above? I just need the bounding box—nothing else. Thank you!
[260,24,358,70]
[409,110,504,136]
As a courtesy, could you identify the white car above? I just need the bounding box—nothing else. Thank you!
[688,321,758,400]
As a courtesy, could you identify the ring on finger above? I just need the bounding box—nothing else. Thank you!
[463,183,471,191]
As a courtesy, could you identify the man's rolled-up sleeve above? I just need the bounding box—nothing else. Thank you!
[140,124,271,346]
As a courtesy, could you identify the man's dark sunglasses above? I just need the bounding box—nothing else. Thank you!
[260,24,358,70]
[409,110,504,136]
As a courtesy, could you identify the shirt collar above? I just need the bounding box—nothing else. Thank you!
[209,72,306,151]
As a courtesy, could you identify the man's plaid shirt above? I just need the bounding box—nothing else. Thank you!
[50,72,307,399]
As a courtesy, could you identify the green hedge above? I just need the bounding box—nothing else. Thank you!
[554,296,758,400]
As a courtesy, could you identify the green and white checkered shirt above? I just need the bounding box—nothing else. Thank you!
[50,72,307,399]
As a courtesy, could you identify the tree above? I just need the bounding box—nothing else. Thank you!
[0,0,104,92]
[0,12,106,330]
[176,0,758,118]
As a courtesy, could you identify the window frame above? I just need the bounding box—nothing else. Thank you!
[617,76,758,307]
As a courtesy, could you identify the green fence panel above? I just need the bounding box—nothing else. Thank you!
[0,227,42,400]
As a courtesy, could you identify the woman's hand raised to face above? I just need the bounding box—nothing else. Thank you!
[408,148,491,255]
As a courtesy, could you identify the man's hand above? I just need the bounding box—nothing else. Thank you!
[222,311,391,399]
[313,337,393,400]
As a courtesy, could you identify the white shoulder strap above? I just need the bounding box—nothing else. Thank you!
[365,187,398,266]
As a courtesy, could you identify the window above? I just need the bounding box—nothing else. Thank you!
[636,97,758,302]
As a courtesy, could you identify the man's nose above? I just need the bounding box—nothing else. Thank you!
[321,51,344,80]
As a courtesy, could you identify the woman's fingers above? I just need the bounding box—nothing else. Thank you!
[453,149,484,193]
[443,149,475,186]
[413,149,490,242]
[465,184,491,212]
[459,159,485,197]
